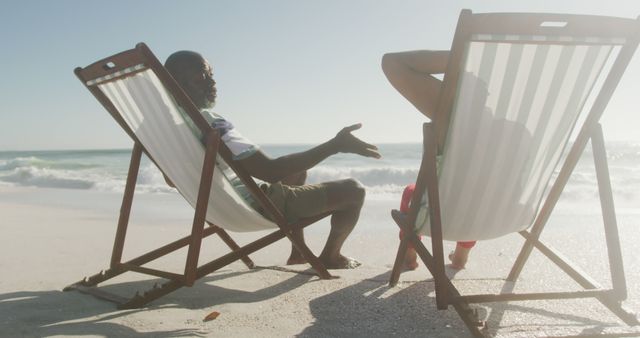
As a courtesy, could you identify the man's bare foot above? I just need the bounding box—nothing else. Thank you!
[404,247,419,270]
[319,254,361,269]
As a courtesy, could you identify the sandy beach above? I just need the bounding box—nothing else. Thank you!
[1,185,639,337]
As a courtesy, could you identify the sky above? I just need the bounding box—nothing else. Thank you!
[1,0,639,151]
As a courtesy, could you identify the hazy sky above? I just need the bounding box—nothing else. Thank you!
[1,0,639,150]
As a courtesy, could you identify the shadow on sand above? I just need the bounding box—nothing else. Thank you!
[0,268,313,337]
[299,271,620,337]
[1,267,627,337]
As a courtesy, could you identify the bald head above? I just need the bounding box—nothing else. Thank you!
[165,51,204,82]
[165,50,217,109]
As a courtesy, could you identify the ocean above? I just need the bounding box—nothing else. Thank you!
[1,143,639,213]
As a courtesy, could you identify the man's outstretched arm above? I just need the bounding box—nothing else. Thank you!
[238,123,381,183]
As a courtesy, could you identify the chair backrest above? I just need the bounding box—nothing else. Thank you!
[417,11,640,240]
[75,44,276,232]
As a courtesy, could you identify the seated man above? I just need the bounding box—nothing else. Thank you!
[164,51,381,269]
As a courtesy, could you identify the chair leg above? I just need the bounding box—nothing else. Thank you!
[110,143,143,268]
[506,231,535,282]
[277,213,333,280]
[411,239,449,310]
[185,132,220,286]
[428,213,448,310]
[288,231,332,279]
[389,237,409,287]
[389,209,417,287]
[423,123,448,310]
[592,124,627,300]
[411,239,487,335]
[451,302,487,337]
[210,224,255,269]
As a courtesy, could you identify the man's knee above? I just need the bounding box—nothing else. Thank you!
[343,178,366,206]
[325,178,366,210]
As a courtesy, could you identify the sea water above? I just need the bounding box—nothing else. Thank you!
[1,143,639,213]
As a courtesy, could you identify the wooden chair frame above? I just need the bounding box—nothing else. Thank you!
[64,43,333,309]
[389,10,640,337]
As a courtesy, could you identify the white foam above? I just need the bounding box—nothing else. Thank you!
[0,166,95,190]
[0,157,43,171]
[308,166,418,187]
[0,161,174,194]
[1,142,639,203]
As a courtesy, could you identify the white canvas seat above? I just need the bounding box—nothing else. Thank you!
[415,35,621,241]
[98,69,275,232]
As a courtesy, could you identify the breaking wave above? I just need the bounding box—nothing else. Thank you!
[1,142,639,206]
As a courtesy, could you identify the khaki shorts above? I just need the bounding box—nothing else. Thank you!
[259,182,328,223]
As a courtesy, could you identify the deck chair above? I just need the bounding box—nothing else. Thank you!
[64,43,333,309]
[389,10,640,336]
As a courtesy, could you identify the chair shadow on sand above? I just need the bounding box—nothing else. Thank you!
[0,267,313,337]
[298,271,620,337]
[0,290,196,338]
[0,266,629,337]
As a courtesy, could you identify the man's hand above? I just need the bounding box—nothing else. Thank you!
[238,123,380,183]
[332,123,381,159]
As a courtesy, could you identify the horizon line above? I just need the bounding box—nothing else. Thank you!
[2,139,640,153]
[0,141,429,153]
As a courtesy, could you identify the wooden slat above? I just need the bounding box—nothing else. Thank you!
[123,224,219,268]
[435,9,473,151]
[110,143,142,268]
[518,230,602,289]
[453,289,613,304]
[184,130,220,286]
[424,123,448,310]
[76,47,147,83]
[209,223,255,269]
[120,264,184,281]
[469,12,638,39]
[592,124,627,300]
[469,38,625,46]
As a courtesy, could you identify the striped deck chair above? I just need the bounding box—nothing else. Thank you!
[389,10,640,336]
[64,43,332,309]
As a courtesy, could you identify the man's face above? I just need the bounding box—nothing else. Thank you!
[186,59,217,109]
